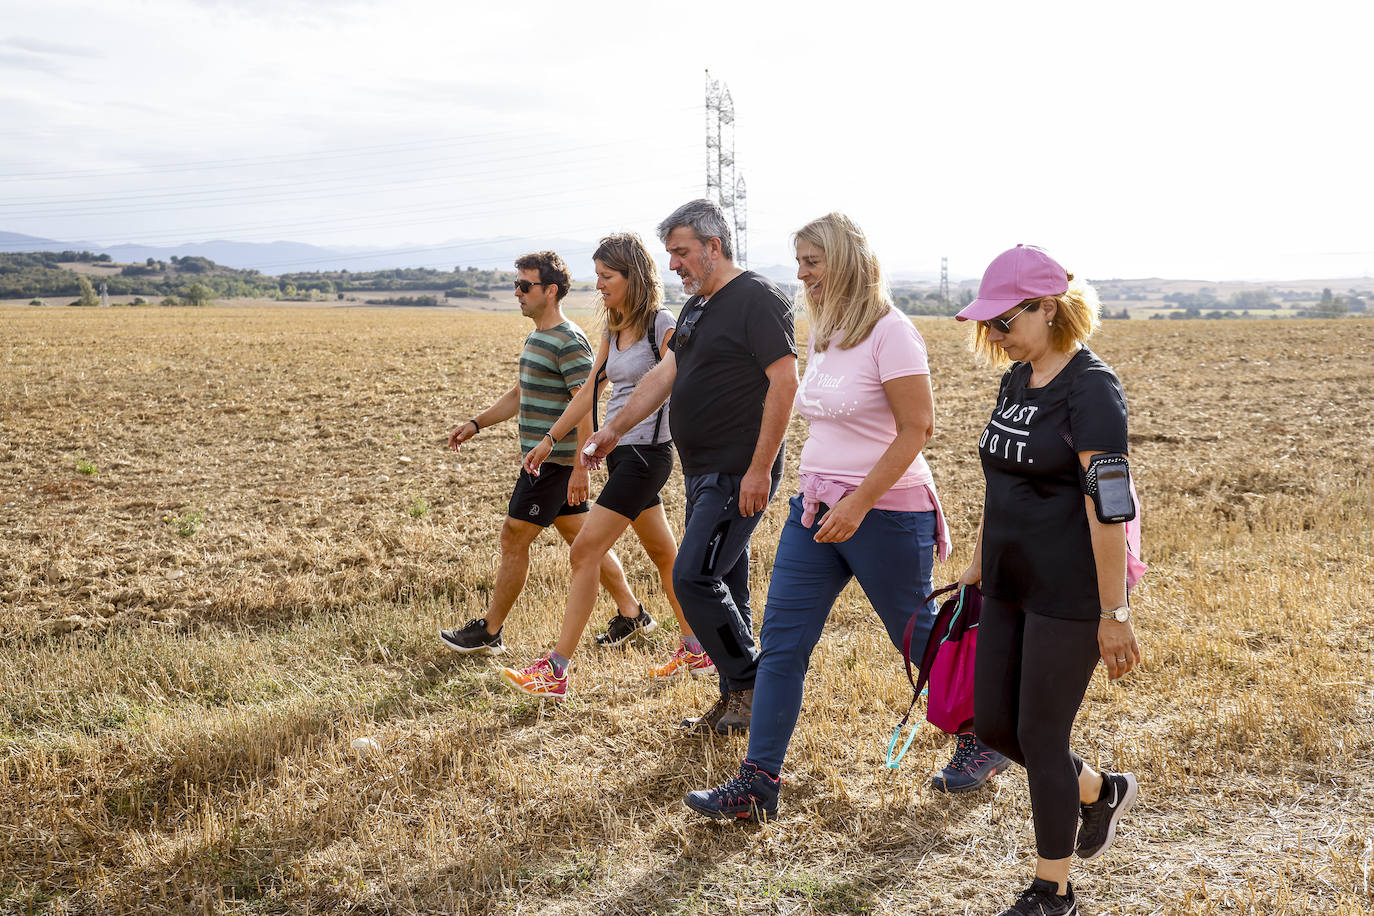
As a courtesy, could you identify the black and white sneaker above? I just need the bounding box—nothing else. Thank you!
[593,605,657,647]
[439,618,505,656]
[1076,770,1138,859]
[995,878,1077,916]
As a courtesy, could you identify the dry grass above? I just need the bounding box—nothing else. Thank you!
[1,306,1372,915]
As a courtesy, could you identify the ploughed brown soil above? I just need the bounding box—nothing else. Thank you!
[2,306,1371,914]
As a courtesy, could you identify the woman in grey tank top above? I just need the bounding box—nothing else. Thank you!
[503,233,712,700]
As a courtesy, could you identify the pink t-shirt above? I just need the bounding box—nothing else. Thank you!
[796,308,935,489]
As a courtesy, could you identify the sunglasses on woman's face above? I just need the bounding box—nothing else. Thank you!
[981,301,1037,334]
[513,279,548,293]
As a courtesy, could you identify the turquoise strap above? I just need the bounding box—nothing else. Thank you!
[885,721,920,769]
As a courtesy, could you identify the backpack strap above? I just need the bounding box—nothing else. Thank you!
[647,310,662,361]
[590,331,610,432]
[647,309,666,443]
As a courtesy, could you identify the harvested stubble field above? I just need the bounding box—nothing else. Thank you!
[2,305,1372,915]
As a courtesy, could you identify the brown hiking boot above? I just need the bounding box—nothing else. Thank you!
[714,688,752,735]
[681,693,730,733]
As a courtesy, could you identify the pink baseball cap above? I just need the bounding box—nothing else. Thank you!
[955,244,1069,322]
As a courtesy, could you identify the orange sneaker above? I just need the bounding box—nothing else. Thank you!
[500,655,568,700]
[650,643,716,678]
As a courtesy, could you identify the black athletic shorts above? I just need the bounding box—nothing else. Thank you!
[596,442,675,520]
[507,464,589,527]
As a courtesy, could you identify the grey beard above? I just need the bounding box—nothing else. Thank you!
[682,255,715,296]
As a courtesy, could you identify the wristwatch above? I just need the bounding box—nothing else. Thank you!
[1100,606,1130,622]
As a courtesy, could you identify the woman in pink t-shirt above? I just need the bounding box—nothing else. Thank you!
[685,212,955,821]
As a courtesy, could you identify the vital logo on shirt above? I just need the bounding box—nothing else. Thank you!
[979,396,1040,465]
[797,351,858,418]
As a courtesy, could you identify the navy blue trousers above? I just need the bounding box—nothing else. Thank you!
[672,471,781,695]
[746,495,937,775]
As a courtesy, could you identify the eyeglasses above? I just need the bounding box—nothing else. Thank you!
[674,302,707,349]
[513,279,548,293]
[981,301,1037,334]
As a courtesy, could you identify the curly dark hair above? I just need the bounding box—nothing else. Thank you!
[514,251,571,301]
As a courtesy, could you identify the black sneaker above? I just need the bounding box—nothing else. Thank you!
[931,732,1011,794]
[684,760,781,822]
[995,878,1078,916]
[1076,770,1138,859]
[439,618,504,656]
[593,605,657,647]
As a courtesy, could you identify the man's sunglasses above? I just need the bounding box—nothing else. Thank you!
[980,300,1038,334]
[513,279,548,293]
[674,302,707,349]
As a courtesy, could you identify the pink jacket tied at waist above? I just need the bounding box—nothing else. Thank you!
[798,473,953,563]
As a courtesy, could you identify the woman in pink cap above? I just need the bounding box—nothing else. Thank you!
[955,245,1144,916]
[682,211,951,821]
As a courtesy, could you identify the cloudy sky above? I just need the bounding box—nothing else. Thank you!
[2,0,1370,280]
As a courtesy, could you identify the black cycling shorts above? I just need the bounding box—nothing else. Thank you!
[596,442,675,520]
[507,464,589,527]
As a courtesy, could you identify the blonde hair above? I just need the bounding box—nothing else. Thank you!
[593,232,664,340]
[793,212,892,352]
[969,273,1102,366]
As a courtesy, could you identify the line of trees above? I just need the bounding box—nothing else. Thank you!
[892,288,973,317]
[1159,286,1366,316]
[277,265,508,295]
[1,253,513,302]
[1162,289,1276,311]
[1298,288,1364,318]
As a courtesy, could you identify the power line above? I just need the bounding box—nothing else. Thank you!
[127,174,699,247]
[249,209,701,271]
[0,142,696,218]
[0,108,708,183]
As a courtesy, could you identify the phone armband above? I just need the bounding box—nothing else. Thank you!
[1079,452,1136,524]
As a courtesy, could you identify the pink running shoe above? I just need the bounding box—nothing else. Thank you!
[650,643,716,679]
[500,655,568,700]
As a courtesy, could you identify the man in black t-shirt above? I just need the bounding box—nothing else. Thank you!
[585,199,798,735]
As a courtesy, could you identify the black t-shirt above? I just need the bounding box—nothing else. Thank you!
[669,271,796,477]
[979,347,1129,619]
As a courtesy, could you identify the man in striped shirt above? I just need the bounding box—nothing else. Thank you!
[440,251,642,656]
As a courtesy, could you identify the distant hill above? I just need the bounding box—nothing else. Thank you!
[0,230,605,277]
[0,231,70,252]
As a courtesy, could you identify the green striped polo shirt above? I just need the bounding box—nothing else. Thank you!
[518,321,592,464]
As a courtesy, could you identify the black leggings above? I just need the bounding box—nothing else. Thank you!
[974,596,1101,860]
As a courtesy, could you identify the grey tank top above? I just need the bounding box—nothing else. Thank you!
[605,309,675,445]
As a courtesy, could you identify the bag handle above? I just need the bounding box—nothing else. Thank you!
[885,582,959,769]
